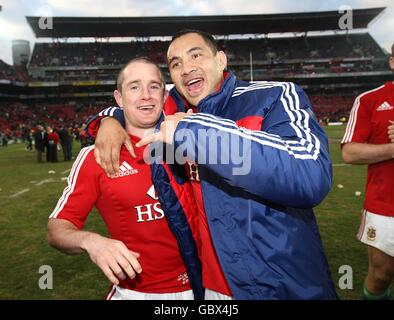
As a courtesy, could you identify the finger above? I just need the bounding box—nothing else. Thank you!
[389,120,394,124]
[98,139,114,176]
[116,254,137,279]
[136,133,159,148]
[130,250,140,259]
[113,242,142,276]
[108,260,126,281]
[101,265,120,285]
[187,108,194,114]
[94,147,102,168]
[122,250,142,274]
[124,138,136,158]
[111,146,121,175]
[102,150,113,177]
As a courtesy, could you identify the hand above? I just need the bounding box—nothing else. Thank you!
[136,109,193,147]
[388,120,394,143]
[82,233,142,286]
[94,117,136,177]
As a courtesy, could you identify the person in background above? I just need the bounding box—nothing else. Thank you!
[341,43,394,300]
[33,125,46,163]
[46,126,59,162]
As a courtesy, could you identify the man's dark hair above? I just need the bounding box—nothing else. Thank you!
[116,56,165,93]
[391,43,394,57]
[170,29,219,54]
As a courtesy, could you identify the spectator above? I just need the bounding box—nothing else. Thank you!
[46,126,59,162]
[33,125,46,163]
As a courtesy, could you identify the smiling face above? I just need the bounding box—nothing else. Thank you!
[167,32,227,106]
[114,60,165,135]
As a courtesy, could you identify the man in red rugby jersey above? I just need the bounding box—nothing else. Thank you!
[342,43,394,300]
[47,57,200,300]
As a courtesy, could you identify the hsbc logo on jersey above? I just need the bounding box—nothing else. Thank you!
[134,185,164,222]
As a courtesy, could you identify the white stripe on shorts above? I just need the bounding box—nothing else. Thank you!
[107,285,194,300]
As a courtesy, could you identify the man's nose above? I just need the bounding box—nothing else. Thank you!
[182,59,197,75]
[140,86,151,99]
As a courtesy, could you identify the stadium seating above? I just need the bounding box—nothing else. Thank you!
[27,33,388,82]
[0,32,388,139]
[0,101,106,140]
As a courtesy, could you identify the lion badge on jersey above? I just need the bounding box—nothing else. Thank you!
[367,226,376,241]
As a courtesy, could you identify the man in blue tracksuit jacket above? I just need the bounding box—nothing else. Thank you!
[87,30,337,299]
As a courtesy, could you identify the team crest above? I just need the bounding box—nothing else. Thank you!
[367,226,376,241]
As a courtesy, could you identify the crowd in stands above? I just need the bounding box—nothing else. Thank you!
[28,40,167,68]
[25,33,388,82]
[0,90,358,150]
[309,94,356,124]
[221,33,385,62]
[0,101,107,150]
[0,32,387,148]
[1,33,388,84]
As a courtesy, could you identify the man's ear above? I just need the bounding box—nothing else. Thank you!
[217,51,228,72]
[114,90,123,108]
[389,56,394,70]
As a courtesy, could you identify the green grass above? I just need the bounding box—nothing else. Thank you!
[0,142,108,299]
[0,130,392,300]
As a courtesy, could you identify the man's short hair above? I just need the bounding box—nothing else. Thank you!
[170,29,219,54]
[391,43,394,57]
[116,57,166,93]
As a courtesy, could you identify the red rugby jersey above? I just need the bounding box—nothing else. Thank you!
[342,82,394,217]
[50,135,191,293]
[185,162,232,296]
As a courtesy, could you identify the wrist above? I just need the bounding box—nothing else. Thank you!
[80,232,98,253]
[391,143,394,158]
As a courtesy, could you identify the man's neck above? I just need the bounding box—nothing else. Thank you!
[126,125,155,139]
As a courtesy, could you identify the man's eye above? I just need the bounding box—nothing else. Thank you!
[192,53,202,59]
[171,62,180,69]
[130,86,139,90]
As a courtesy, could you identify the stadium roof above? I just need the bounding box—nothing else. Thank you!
[26,7,385,38]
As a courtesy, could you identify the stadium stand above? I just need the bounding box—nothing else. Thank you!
[27,33,387,82]
[0,8,392,141]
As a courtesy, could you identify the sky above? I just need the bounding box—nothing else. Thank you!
[0,0,393,65]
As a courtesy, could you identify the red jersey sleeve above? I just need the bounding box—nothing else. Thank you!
[49,146,100,229]
[341,93,373,145]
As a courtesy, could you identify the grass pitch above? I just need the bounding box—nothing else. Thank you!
[0,126,392,299]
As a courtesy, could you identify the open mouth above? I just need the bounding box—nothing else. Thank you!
[186,78,204,96]
[137,105,155,110]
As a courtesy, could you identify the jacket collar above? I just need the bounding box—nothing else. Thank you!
[168,71,236,116]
